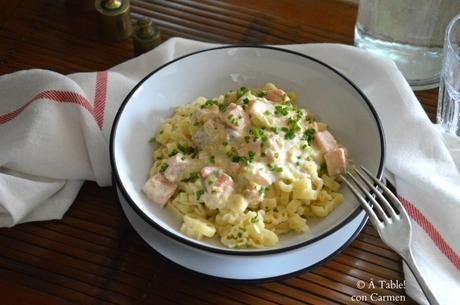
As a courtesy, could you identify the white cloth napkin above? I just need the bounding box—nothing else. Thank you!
[0,38,459,304]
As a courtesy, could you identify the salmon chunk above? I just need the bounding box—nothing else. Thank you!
[163,154,192,183]
[220,103,249,132]
[314,130,337,153]
[192,107,218,123]
[237,142,260,157]
[324,148,347,176]
[225,129,244,146]
[243,185,264,204]
[200,167,234,209]
[142,174,177,206]
[226,162,241,177]
[201,167,234,194]
[247,99,275,128]
[192,120,225,148]
[265,135,284,163]
[266,88,286,103]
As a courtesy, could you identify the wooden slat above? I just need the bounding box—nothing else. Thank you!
[343,247,402,272]
[0,278,73,305]
[312,266,405,296]
[283,277,369,305]
[261,282,343,305]
[234,285,311,305]
[352,238,402,262]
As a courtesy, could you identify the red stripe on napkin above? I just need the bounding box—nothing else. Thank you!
[400,196,460,270]
[94,71,108,128]
[0,72,108,129]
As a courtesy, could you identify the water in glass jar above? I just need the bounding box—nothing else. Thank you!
[354,0,460,90]
[437,80,460,136]
[437,14,460,136]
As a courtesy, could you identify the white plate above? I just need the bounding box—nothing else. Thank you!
[111,46,385,255]
[117,185,368,281]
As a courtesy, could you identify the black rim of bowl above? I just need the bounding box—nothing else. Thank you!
[110,45,386,256]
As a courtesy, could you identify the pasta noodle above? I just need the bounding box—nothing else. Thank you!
[142,84,348,248]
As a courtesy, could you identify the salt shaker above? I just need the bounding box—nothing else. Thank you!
[95,0,132,42]
[133,17,162,56]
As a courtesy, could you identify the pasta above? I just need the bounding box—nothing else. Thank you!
[142,83,349,249]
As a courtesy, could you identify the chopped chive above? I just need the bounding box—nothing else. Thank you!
[284,129,295,140]
[181,172,199,183]
[239,156,250,166]
[258,186,265,196]
[168,149,178,157]
[256,90,266,97]
[250,128,267,142]
[218,104,227,112]
[196,190,205,200]
[177,144,198,158]
[160,163,169,173]
[282,93,290,102]
[228,114,240,127]
[288,117,301,131]
[236,87,249,99]
[301,128,316,145]
[268,164,283,173]
[296,109,303,120]
[209,155,216,164]
[201,99,218,109]
[274,105,289,116]
[320,162,327,173]
[230,154,240,163]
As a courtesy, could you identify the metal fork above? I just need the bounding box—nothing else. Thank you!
[340,166,438,305]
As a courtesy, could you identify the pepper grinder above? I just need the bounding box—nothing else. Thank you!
[133,17,162,56]
[95,0,132,42]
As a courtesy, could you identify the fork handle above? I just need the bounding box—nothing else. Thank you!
[402,250,439,305]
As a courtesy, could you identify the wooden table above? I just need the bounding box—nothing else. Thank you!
[0,1,437,304]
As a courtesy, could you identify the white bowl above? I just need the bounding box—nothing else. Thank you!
[110,46,385,256]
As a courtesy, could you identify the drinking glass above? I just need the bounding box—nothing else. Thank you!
[437,14,460,136]
[354,0,460,90]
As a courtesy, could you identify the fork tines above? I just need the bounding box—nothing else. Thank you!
[340,166,405,228]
